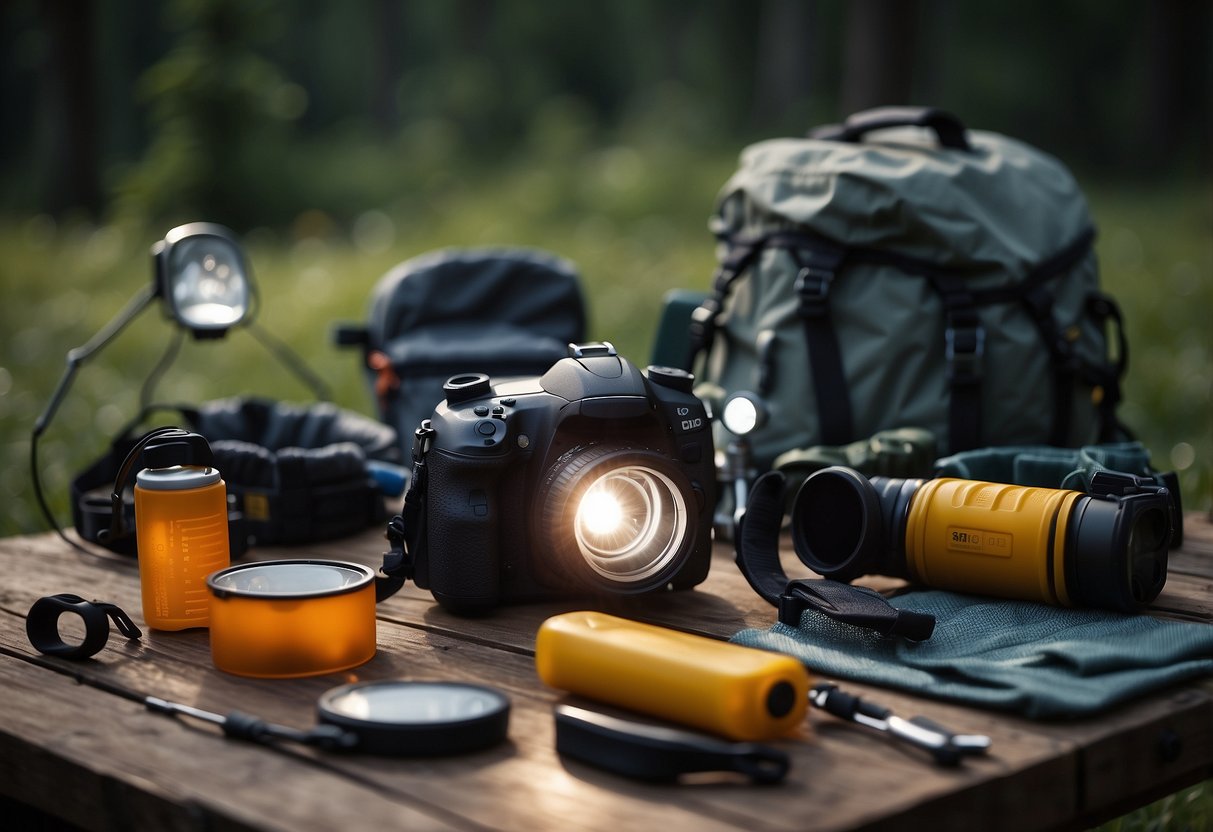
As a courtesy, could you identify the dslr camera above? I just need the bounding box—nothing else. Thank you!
[411,343,715,612]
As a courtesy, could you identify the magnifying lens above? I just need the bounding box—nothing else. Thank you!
[142,680,510,757]
[318,681,511,756]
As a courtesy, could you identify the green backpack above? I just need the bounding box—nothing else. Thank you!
[689,107,1127,468]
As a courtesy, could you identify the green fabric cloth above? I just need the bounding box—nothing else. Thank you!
[932,441,1160,491]
[731,590,1213,719]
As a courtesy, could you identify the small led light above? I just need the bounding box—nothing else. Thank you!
[722,393,767,437]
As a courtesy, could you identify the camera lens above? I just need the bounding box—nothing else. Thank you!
[574,465,688,582]
[541,447,695,592]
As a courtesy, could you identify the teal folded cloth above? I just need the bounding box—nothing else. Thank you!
[730,590,1213,719]
[932,441,1160,492]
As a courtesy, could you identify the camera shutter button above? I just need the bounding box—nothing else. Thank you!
[475,420,498,437]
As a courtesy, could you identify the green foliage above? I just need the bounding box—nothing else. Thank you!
[113,0,302,228]
[0,143,1208,541]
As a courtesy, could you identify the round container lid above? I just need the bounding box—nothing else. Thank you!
[317,680,510,757]
[136,465,221,491]
[207,560,375,600]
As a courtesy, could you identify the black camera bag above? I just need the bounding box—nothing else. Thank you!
[337,248,587,458]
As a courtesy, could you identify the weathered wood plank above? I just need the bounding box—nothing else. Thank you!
[0,655,462,832]
[0,546,1075,832]
[2,514,1212,831]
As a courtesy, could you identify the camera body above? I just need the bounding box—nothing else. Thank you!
[413,343,715,612]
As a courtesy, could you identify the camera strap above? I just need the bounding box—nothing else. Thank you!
[736,471,935,641]
[377,422,433,601]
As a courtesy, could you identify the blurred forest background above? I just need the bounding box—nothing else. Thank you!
[1,0,1210,545]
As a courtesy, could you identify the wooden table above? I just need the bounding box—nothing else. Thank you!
[2,513,1211,832]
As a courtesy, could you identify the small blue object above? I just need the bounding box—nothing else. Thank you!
[367,460,409,497]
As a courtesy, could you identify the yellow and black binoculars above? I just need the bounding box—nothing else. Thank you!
[788,467,1171,611]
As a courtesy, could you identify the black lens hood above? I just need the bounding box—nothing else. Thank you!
[790,467,886,583]
[1065,490,1171,611]
[789,467,923,583]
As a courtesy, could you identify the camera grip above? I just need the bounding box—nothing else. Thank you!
[424,450,505,611]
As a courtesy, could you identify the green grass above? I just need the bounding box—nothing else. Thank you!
[1096,782,1211,831]
[0,149,1209,542]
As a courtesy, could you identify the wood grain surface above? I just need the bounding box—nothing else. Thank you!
[0,513,1210,831]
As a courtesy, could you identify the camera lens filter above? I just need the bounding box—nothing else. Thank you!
[317,680,510,756]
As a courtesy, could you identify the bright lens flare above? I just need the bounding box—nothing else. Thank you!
[571,464,689,584]
[579,489,623,535]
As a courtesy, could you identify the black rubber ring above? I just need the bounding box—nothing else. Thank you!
[27,594,121,660]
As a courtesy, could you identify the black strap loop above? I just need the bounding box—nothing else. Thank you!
[735,472,934,641]
[810,107,972,152]
[26,594,143,660]
[778,580,935,641]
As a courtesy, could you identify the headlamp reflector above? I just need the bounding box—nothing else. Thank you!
[157,223,253,334]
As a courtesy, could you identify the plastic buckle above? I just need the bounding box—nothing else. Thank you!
[944,322,985,383]
[1088,470,1161,498]
[413,421,436,462]
[688,300,720,349]
[794,267,834,318]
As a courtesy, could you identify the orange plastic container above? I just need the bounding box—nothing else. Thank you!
[134,467,231,630]
[207,560,377,678]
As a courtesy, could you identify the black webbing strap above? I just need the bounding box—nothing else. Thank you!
[376,422,431,602]
[735,471,934,641]
[1021,284,1075,446]
[1085,292,1129,442]
[935,275,984,453]
[788,241,852,445]
[734,471,791,603]
[687,235,770,370]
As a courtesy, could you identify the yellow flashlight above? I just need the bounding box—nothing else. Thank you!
[536,611,810,741]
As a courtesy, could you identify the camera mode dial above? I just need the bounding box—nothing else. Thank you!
[646,366,694,394]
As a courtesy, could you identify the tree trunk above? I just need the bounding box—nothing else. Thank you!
[41,0,102,216]
[840,0,920,115]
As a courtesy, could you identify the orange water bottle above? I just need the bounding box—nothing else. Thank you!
[111,428,230,630]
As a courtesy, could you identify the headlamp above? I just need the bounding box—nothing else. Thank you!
[154,223,254,336]
[32,223,329,554]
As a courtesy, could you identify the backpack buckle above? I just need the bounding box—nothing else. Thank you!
[945,317,985,384]
[795,267,834,318]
